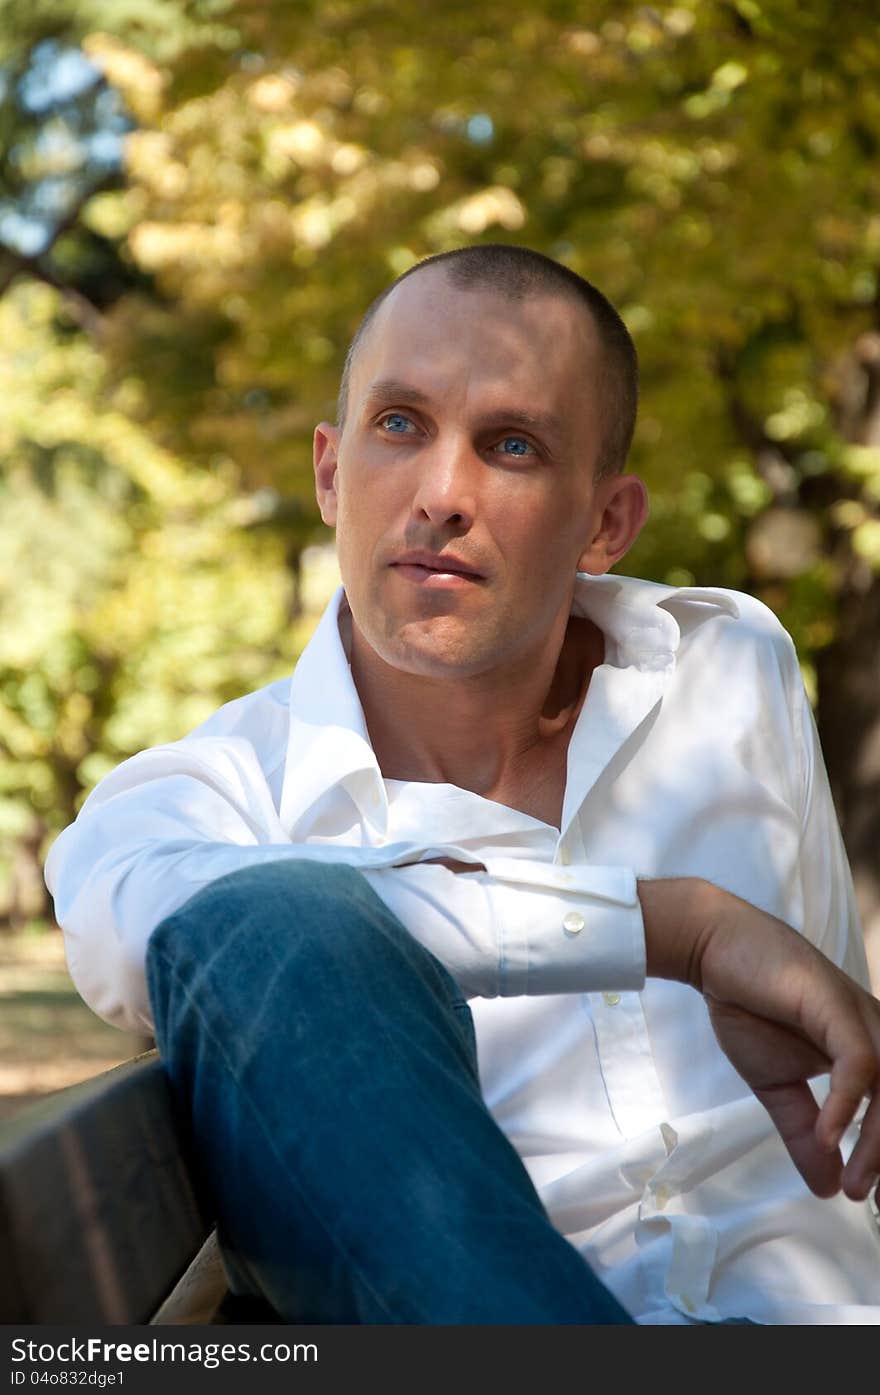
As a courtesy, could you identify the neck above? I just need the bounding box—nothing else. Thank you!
[347,609,604,804]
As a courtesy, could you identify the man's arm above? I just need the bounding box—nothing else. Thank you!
[416,852,880,1205]
[44,737,647,1031]
[640,876,880,1205]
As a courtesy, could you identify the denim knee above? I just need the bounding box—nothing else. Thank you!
[148,858,384,976]
[150,853,443,976]
[150,856,367,945]
[146,857,471,1048]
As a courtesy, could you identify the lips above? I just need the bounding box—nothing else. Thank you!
[390,551,485,580]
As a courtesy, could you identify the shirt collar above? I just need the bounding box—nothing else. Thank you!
[279,589,387,836]
[278,577,740,837]
[570,572,739,669]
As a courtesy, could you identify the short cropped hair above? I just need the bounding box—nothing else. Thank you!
[336,244,639,479]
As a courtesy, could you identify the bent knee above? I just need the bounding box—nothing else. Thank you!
[147,857,391,972]
[147,856,465,1007]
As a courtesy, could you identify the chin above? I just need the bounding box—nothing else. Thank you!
[373,625,494,681]
[353,605,506,680]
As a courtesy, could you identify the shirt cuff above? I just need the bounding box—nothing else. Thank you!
[479,858,646,996]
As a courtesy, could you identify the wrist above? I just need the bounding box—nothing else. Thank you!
[638,876,723,988]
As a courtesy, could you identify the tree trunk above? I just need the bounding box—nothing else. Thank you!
[816,569,880,991]
[3,815,52,933]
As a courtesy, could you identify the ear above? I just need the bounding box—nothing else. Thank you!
[577,473,649,576]
[313,422,341,526]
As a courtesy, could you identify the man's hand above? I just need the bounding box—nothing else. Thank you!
[639,877,880,1204]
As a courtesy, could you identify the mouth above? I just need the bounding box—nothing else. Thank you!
[389,553,486,586]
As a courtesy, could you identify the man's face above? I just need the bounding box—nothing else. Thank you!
[314,266,643,681]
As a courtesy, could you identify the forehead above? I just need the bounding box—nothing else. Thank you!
[350,267,602,418]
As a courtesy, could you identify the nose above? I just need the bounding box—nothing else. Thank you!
[410,433,478,530]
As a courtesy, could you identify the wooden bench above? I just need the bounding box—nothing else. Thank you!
[0,1052,235,1324]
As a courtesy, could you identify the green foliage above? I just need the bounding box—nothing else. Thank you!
[0,279,304,862]
[0,0,239,65]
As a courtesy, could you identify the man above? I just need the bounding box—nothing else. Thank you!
[46,245,880,1324]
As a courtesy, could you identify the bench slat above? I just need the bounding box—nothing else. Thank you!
[0,1052,213,1323]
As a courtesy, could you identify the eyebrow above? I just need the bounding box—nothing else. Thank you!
[362,379,433,410]
[362,378,568,446]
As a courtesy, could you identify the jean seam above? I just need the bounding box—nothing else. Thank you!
[150,947,402,1324]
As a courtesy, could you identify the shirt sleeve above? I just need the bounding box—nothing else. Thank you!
[362,860,645,1000]
[45,731,647,1032]
[43,736,320,1034]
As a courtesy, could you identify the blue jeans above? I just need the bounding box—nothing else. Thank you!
[145,860,633,1325]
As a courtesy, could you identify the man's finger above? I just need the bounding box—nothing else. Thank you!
[840,1087,880,1201]
[815,1027,879,1154]
[756,1081,843,1198]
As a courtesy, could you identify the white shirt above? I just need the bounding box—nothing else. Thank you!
[45,573,880,1324]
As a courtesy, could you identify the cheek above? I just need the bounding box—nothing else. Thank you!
[496,498,589,566]
[335,484,391,582]
[336,472,371,534]
[338,460,400,525]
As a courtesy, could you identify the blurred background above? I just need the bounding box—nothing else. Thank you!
[2,0,879,1115]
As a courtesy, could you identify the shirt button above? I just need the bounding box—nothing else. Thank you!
[602,991,621,1007]
[562,911,585,935]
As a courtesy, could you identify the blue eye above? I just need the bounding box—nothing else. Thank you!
[381,413,413,433]
[498,436,533,457]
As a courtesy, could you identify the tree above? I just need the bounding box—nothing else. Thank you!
[0,277,304,925]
